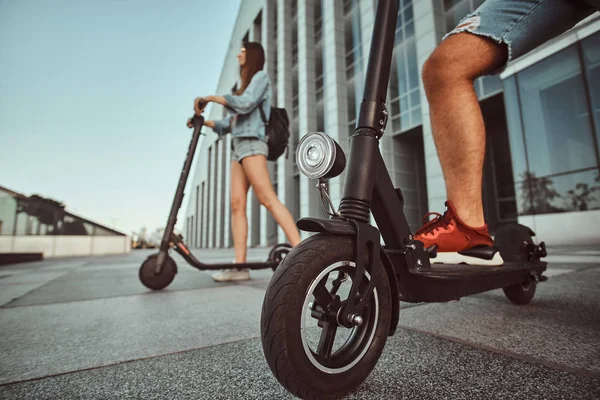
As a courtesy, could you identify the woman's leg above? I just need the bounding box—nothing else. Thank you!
[241,154,301,246]
[230,160,251,263]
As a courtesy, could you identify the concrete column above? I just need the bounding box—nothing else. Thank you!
[276,0,296,244]
[223,135,232,247]
[297,0,318,239]
[414,0,446,209]
[207,144,214,248]
[215,140,223,247]
[322,0,349,207]
[261,0,278,246]
[246,13,259,247]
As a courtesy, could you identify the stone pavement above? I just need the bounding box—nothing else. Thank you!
[0,245,599,399]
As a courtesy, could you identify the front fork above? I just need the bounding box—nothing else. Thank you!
[154,233,190,274]
[300,182,430,329]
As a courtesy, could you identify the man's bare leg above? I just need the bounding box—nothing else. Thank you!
[422,32,508,227]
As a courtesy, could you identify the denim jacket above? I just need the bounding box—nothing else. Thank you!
[212,70,272,140]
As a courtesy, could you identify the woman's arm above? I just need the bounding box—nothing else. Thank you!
[194,96,227,115]
[195,71,269,115]
[210,115,232,135]
[186,117,228,135]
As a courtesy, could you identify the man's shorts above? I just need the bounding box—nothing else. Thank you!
[444,0,599,73]
[231,137,269,163]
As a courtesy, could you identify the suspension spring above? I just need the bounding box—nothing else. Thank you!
[338,198,370,223]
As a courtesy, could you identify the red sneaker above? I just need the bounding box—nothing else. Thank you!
[414,201,503,266]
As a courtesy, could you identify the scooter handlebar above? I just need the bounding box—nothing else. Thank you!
[190,114,205,134]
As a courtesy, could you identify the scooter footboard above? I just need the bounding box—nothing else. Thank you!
[389,251,548,303]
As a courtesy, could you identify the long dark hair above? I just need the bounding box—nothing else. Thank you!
[236,41,265,95]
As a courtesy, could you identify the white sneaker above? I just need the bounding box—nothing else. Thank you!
[211,268,251,282]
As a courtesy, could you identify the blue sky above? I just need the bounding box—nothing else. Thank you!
[0,0,240,235]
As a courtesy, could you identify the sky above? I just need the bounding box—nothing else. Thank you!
[0,0,241,236]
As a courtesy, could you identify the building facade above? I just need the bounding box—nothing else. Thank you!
[0,185,131,259]
[184,0,600,248]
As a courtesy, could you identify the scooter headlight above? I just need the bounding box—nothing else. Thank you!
[296,132,346,179]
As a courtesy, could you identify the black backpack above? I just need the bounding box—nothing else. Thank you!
[259,103,290,161]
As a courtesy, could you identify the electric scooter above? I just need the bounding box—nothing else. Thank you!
[259,0,548,398]
[138,113,291,291]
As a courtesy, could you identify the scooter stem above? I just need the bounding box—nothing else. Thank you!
[341,0,398,213]
[155,114,205,273]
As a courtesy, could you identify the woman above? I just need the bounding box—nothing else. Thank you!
[190,41,301,282]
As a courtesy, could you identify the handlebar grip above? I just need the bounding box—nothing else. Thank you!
[197,100,208,110]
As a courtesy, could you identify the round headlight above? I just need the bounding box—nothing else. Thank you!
[296,132,346,179]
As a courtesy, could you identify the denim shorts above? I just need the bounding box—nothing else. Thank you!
[444,0,599,73]
[231,137,269,163]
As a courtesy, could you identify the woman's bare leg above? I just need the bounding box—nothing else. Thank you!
[230,160,251,263]
[241,155,301,246]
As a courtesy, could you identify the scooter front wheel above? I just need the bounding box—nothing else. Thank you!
[260,234,392,399]
[139,253,177,290]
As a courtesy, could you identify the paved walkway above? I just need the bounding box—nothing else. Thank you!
[0,246,599,399]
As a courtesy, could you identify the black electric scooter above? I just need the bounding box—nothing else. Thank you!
[260,0,548,398]
[138,113,291,291]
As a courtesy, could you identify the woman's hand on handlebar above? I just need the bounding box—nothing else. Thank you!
[194,95,228,115]
[186,117,215,129]
[194,97,208,115]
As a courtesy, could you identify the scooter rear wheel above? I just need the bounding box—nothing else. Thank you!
[139,254,177,290]
[261,234,392,399]
[503,281,536,305]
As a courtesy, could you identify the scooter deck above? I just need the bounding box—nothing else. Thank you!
[395,259,547,303]
[194,261,280,270]
[414,260,546,279]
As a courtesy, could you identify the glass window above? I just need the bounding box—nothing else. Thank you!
[404,2,413,22]
[516,169,600,215]
[392,115,402,133]
[443,0,463,11]
[409,89,420,110]
[517,45,596,177]
[411,108,422,126]
[581,32,600,148]
[0,192,17,235]
[482,75,502,97]
[406,39,418,90]
[503,76,529,181]
[391,99,400,116]
[392,0,420,130]
[347,84,356,122]
[445,1,470,32]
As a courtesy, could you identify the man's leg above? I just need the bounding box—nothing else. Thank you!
[415,0,596,264]
[422,32,507,228]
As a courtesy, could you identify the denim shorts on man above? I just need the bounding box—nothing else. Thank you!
[231,137,269,163]
[444,0,599,73]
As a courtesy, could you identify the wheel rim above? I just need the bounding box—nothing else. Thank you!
[300,261,379,374]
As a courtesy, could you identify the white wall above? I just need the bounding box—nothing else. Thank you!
[0,236,131,258]
[519,210,600,246]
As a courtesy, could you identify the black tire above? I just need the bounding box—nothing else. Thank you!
[261,234,392,399]
[267,243,292,271]
[503,281,536,305]
[494,223,536,262]
[139,253,177,290]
